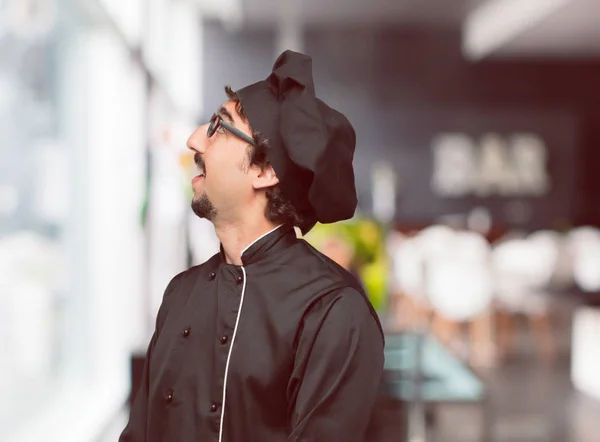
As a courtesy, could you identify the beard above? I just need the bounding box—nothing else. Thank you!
[191,191,217,220]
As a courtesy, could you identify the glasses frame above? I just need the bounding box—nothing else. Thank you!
[207,114,255,146]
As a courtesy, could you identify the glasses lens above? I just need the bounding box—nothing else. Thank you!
[207,115,219,137]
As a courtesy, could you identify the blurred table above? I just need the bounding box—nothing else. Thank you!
[380,333,492,442]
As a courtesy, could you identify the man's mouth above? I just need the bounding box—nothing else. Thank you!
[192,173,205,185]
[194,153,205,177]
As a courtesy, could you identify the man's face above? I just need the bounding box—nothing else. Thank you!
[186,101,255,222]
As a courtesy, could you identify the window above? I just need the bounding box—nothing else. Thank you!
[0,3,75,437]
[1,2,147,440]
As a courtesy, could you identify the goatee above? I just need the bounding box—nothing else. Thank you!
[192,192,217,220]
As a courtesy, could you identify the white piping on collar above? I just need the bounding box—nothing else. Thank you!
[240,224,285,258]
[217,223,283,442]
[217,266,247,442]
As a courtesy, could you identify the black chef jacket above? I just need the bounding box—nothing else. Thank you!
[119,223,385,442]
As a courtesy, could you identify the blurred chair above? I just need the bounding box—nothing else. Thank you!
[529,229,573,290]
[415,224,456,259]
[389,224,456,330]
[426,231,496,367]
[389,234,429,330]
[569,226,600,400]
[569,226,600,293]
[491,234,559,363]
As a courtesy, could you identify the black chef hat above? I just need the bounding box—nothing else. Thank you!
[235,50,357,234]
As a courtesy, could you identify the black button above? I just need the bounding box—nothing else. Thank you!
[210,403,218,412]
[182,328,191,338]
[236,275,243,284]
[166,391,173,402]
[220,335,228,344]
[209,272,216,281]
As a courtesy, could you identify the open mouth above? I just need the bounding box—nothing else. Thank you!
[192,171,205,184]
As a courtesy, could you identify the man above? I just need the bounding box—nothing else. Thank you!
[120,50,384,442]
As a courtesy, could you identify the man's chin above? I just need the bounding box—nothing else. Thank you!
[191,194,217,220]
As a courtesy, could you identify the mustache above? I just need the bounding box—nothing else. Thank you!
[194,152,205,173]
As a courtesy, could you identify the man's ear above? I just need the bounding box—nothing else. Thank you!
[252,163,279,190]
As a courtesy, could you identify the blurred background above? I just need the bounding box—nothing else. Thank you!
[2,0,600,441]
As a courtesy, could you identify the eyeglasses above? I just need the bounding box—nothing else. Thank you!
[207,114,255,146]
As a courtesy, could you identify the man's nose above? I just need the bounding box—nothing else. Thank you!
[186,124,209,153]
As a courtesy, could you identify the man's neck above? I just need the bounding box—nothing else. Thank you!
[214,217,282,266]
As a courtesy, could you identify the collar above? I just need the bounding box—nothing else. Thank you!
[218,224,297,266]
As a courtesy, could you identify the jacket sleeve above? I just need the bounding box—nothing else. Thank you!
[287,288,385,442]
[118,332,156,442]
[118,273,184,442]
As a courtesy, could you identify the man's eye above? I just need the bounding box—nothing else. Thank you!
[216,126,227,135]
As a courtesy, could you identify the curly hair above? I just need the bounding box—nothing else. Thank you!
[224,86,305,230]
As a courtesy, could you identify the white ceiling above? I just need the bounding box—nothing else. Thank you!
[488,0,600,57]
[463,0,600,59]
[237,0,480,26]
[199,0,600,59]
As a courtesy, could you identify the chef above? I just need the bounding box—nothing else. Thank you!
[119,49,384,442]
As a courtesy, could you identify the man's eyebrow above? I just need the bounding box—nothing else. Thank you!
[218,106,235,124]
